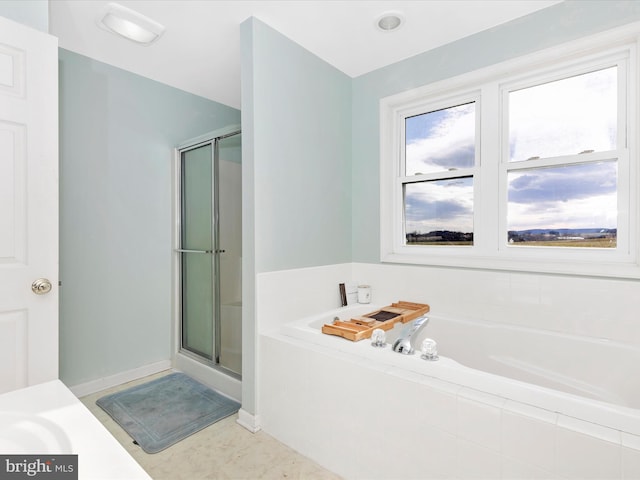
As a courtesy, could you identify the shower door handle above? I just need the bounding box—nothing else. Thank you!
[175,249,213,254]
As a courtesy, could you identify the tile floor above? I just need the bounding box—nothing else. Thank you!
[80,371,342,480]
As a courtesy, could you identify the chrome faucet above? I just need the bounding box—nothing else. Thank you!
[392,315,430,355]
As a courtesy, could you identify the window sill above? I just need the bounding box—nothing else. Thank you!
[381,251,640,279]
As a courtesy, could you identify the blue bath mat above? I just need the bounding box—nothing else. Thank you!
[96,372,240,453]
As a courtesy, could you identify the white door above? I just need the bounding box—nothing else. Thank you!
[0,16,58,394]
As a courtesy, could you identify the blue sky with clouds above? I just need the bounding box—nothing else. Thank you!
[404,67,618,235]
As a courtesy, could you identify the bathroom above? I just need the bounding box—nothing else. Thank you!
[2,1,640,479]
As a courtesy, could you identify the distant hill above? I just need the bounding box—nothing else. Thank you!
[406,228,616,245]
[511,228,616,236]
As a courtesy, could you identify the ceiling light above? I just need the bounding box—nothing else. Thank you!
[97,3,165,45]
[375,11,404,32]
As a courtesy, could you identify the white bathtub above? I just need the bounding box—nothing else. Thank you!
[410,315,640,410]
[0,380,150,479]
[264,305,640,479]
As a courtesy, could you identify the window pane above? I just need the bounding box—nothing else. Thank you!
[404,177,474,245]
[405,102,475,175]
[509,67,617,162]
[507,162,617,247]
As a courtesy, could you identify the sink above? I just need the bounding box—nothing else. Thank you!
[0,412,73,453]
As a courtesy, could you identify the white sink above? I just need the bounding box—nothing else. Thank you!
[0,412,72,453]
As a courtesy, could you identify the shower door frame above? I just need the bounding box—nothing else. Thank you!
[172,125,242,390]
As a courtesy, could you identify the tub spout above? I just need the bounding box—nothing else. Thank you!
[392,315,430,355]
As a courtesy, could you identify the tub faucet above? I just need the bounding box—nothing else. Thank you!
[392,315,430,355]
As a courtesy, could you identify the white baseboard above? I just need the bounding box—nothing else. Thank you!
[68,360,172,398]
[236,408,261,433]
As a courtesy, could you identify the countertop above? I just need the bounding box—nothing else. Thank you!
[0,380,151,479]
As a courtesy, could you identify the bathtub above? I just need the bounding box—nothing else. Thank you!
[261,305,640,479]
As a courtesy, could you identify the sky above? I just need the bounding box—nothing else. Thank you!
[404,66,618,235]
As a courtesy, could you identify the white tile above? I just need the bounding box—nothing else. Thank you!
[457,394,503,451]
[557,424,621,480]
[622,432,640,451]
[502,409,557,473]
[502,457,556,479]
[457,439,502,479]
[256,264,353,332]
[503,400,557,424]
[417,386,459,434]
[459,387,507,409]
[509,274,541,306]
[415,371,462,396]
[379,429,457,479]
[623,445,640,480]
[557,415,621,445]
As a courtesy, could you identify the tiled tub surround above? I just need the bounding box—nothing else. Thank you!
[285,308,640,415]
[256,264,640,479]
[263,321,640,479]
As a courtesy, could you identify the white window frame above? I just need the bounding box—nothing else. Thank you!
[400,91,481,254]
[380,22,640,278]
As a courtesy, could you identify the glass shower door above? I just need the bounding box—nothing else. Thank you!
[178,131,242,377]
[217,133,242,375]
[180,143,214,360]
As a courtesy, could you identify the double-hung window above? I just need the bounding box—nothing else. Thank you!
[503,61,625,250]
[380,25,639,277]
[403,95,479,247]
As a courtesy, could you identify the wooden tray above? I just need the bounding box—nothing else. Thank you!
[321,301,430,341]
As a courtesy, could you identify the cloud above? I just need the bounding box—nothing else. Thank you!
[507,162,618,230]
[402,67,619,233]
[404,178,474,233]
[508,162,617,204]
[406,198,469,222]
[507,193,617,231]
[507,162,617,230]
[509,67,617,161]
[406,103,475,175]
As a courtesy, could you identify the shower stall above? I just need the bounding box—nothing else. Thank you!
[173,127,242,399]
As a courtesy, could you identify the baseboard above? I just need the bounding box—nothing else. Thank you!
[236,408,261,433]
[68,360,172,398]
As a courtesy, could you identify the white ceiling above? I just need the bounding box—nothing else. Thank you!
[49,0,562,109]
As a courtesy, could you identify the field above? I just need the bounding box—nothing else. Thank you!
[407,238,616,248]
[407,241,473,246]
[512,237,616,248]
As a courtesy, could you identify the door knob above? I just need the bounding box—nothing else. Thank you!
[31,278,52,295]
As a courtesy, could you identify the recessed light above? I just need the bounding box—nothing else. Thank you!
[97,3,165,45]
[375,11,405,32]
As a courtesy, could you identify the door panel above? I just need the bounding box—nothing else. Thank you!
[177,131,241,377]
[180,144,214,360]
[0,122,26,262]
[217,134,242,375]
[0,16,58,394]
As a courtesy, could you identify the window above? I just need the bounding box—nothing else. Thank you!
[380,25,639,277]
[504,66,621,249]
[404,100,477,246]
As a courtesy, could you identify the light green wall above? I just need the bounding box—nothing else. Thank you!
[244,18,352,274]
[0,0,48,32]
[239,17,257,416]
[240,17,352,414]
[58,48,240,386]
[351,0,640,263]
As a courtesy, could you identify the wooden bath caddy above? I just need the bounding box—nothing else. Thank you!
[321,301,430,342]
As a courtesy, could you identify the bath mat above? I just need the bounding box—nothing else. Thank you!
[96,372,240,453]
